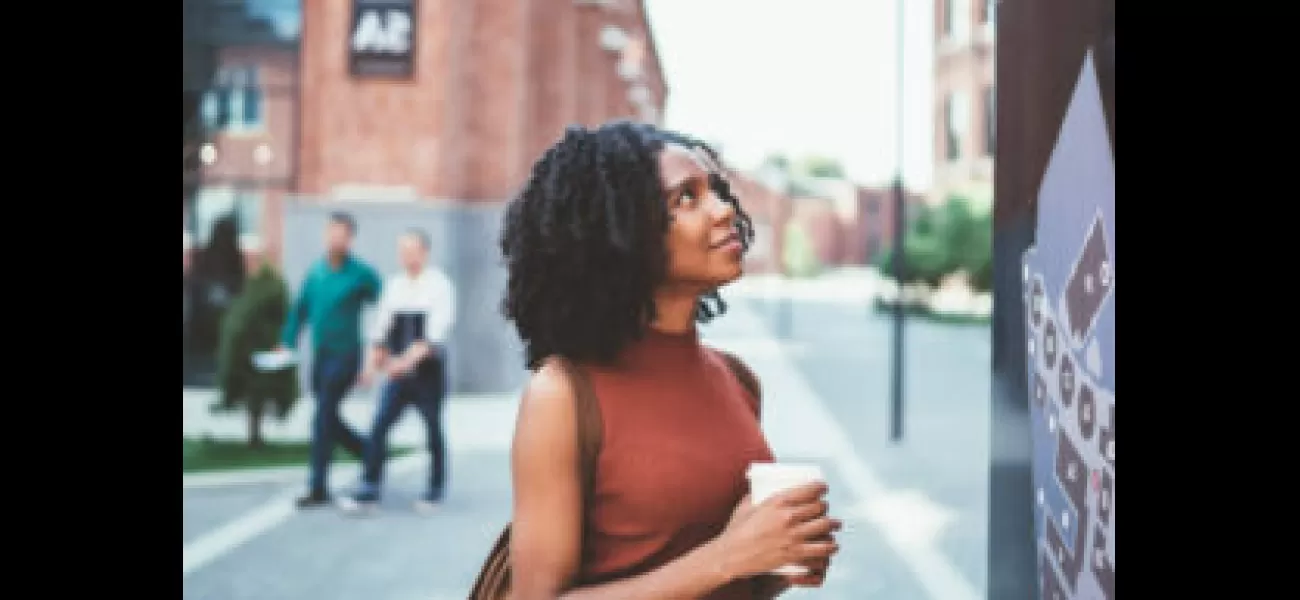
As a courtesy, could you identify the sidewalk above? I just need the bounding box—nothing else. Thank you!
[184,448,513,599]
[183,299,982,600]
[183,391,518,598]
[725,266,881,305]
[700,302,981,600]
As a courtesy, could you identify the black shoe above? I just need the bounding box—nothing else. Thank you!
[295,491,333,509]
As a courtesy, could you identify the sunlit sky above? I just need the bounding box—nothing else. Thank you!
[645,0,935,191]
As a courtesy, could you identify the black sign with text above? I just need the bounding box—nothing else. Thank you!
[349,0,417,78]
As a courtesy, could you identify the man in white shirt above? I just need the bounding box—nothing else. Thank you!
[342,228,456,513]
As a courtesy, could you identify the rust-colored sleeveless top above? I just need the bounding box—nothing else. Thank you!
[579,327,774,599]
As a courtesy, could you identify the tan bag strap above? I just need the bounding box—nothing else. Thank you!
[466,356,604,600]
[713,349,762,420]
[549,356,604,501]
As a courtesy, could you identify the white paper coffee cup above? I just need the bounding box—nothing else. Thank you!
[746,462,826,577]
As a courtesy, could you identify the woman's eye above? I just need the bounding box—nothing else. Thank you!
[678,189,698,205]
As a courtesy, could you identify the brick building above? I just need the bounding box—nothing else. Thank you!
[729,166,926,273]
[724,169,787,274]
[186,0,667,264]
[786,185,925,269]
[183,0,668,391]
[851,186,926,266]
[934,0,996,209]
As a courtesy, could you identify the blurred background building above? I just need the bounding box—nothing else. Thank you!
[933,0,996,211]
[183,0,667,390]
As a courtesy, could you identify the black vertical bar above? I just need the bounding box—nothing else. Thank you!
[888,0,906,443]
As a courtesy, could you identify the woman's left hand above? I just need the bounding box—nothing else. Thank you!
[752,553,832,598]
[783,555,831,587]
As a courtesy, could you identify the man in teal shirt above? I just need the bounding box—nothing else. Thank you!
[279,212,384,508]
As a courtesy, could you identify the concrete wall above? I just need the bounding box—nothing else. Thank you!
[280,198,527,396]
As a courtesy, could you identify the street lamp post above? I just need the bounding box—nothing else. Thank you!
[888,0,906,443]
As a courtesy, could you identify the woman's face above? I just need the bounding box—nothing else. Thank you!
[657,144,744,291]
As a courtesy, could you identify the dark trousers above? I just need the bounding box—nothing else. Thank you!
[360,353,448,499]
[308,349,366,494]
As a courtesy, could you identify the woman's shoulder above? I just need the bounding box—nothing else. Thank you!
[514,356,604,464]
[514,359,580,448]
[702,345,762,416]
[524,358,580,404]
[702,345,759,383]
[519,356,601,425]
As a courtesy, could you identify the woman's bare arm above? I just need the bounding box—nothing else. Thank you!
[509,362,741,600]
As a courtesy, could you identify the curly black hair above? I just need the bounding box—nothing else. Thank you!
[500,121,755,370]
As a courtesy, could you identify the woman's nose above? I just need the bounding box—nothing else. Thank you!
[709,193,736,224]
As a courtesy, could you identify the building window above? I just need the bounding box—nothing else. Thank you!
[945,92,968,162]
[943,0,970,42]
[201,66,263,132]
[245,0,302,42]
[984,85,996,156]
[208,0,303,43]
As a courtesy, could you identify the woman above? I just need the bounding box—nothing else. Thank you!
[502,122,841,599]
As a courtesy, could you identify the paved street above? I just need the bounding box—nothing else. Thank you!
[741,295,991,596]
[185,451,510,600]
[183,284,991,600]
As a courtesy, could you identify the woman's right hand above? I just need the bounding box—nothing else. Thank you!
[714,482,842,581]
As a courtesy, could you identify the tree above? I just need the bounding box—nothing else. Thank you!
[938,197,979,273]
[911,202,939,237]
[798,155,846,179]
[761,154,791,172]
[189,217,246,368]
[215,264,300,447]
[964,211,994,292]
[873,201,966,288]
[937,196,993,292]
[874,195,995,294]
[874,233,950,288]
[782,221,822,278]
[968,237,993,292]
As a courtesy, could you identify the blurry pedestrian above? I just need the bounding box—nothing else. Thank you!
[341,228,456,514]
[498,123,841,599]
[278,212,384,509]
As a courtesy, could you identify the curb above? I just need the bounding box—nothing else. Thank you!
[183,464,329,489]
[183,452,427,490]
[183,390,521,446]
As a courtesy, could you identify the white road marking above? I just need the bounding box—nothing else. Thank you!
[707,304,982,600]
[182,451,427,578]
[183,464,341,489]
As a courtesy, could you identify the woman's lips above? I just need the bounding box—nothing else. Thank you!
[711,235,742,253]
